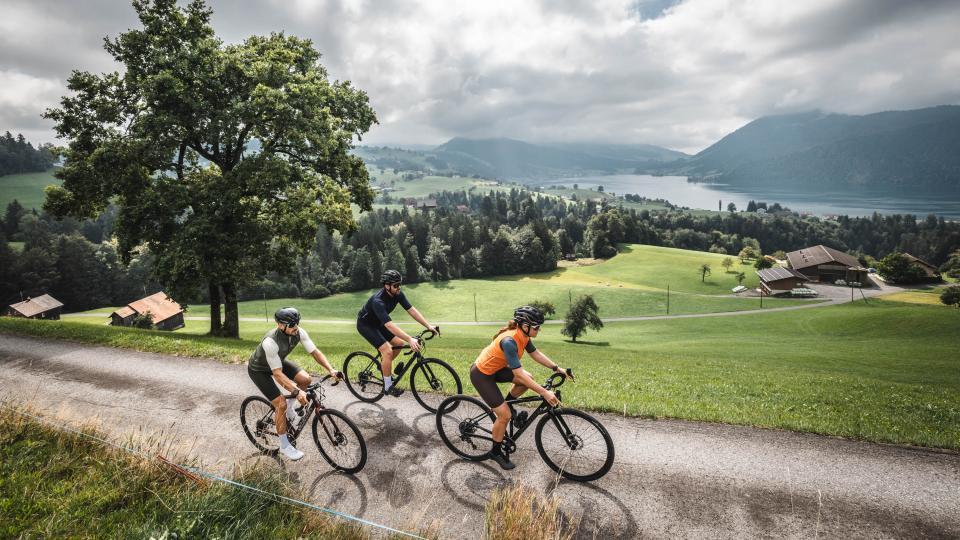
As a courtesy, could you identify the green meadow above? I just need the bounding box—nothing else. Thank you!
[0,169,60,211]
[73,244,811,322]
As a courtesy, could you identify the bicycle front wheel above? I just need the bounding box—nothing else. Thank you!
[436,395,496,461]
[312,409,367,474]
[240,395,280,454]
[535,408,615,482]
[410,357,463,413]
[342,351,385,403]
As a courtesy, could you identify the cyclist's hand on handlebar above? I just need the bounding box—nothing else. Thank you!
[295,389,308,406]
[429,324,440,337]
[542,389,560,407]
[408,337,421,352]
[332,370,344,381]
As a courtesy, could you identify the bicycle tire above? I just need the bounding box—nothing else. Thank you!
[312,409,367,474]
[436,395,496,461]
[343,351,385,403]
[535,408,615,482]
[410,357,463,413]
[240,395,280,454]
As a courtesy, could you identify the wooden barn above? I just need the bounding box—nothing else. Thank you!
[110,291,184,331]
[786,245,868,284]
[757,267,808,295]
[902,253,942,282]
[5,294,64,320]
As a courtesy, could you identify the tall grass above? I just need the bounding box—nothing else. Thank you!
[0,405,367,539]
[485,484,577,540]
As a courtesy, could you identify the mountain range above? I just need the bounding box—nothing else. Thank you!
[356,105,960,190]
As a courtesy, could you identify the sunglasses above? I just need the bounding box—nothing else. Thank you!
[387,282,402,289]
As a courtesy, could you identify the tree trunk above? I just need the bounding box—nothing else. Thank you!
[222,281,240,339]
[209,281,222,336]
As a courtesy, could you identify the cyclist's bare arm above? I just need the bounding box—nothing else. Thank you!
[310,349,341,378]
[529,350,573,381]
[272,368,307,404]
[405,306,438,335]
[512,367,558,406]
[383,321,422,352]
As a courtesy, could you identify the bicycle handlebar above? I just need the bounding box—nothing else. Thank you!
[544,368,573,390]
[391,326,440,352]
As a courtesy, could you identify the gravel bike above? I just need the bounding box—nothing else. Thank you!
[435,369,615,482]
[342,328,462,413]
[240,375,367,474]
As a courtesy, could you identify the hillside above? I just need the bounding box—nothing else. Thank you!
[667,105,960,190]
[356,138,688,180]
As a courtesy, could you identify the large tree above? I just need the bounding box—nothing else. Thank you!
[43,0,376,337]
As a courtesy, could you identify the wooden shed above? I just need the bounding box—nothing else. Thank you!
[786,245,868,284]
[757,267,808,295]
[110,292,184,331]
[5,294,64,320]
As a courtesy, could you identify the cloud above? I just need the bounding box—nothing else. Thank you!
[1,0,958,153]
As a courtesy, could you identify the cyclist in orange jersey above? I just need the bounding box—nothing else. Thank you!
[471,305,572,469]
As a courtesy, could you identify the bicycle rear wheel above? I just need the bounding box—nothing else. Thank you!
[343,351,385,403]
[410,357,463,413]
[436,395,496,461]
[535,408,615,482]
[312,409,367,474]
[240,396,280,454]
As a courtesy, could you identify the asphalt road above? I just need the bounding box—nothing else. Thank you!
[1,335,957,539]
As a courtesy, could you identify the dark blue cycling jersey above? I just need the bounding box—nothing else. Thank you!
[357,288,412,327]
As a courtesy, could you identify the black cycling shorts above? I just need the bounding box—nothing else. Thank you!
[470,364,515,408]
[356,319,396,349]
[248,359,304,401]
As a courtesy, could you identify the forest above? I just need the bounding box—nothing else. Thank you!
[3,186,958,311]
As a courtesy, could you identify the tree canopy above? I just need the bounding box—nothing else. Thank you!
[43,0,376,337]
[561,295,603,343]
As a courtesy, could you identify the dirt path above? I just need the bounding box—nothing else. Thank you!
[2,335,956,539]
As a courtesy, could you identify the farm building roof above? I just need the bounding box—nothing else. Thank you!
[786,245,861,270]
[8,294,63,317]
[113,306,136,319]
[902,253,939,272]
[756,267,807,282]
[112,292,182,324]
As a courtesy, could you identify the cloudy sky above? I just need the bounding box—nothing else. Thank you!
[2,0,959,153]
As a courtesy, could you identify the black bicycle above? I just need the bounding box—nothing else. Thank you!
[435,370,615,482]
[342,328,462,413]
[240,375,367,474]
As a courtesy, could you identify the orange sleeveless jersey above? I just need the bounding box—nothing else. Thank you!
[474,328,531,375]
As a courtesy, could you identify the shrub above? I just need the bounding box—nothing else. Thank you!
[131,311,154,330]
[941,286,960,309]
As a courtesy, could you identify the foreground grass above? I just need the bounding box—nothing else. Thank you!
[5,298,959,449]
[0,407,367,539]
[485,485,576,540]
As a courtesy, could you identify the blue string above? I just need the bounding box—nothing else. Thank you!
[6,407,423,539]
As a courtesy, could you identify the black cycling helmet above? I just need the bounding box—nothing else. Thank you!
[513,305,545,327]
[381,269,402,285]
[274,307,301,327]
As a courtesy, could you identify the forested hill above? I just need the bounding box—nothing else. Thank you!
[667,105,960,190]
[0,132,57,176]
[355,138,687,180]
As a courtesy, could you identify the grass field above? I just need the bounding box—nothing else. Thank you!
[0,169,60,211]
[7,297,959,450]
[71,244,810,322]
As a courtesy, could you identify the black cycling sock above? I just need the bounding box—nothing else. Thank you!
[492,441,503,454]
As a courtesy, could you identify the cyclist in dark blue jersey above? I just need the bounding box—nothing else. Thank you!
[356,270,439,396]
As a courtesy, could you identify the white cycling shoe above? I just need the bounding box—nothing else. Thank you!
[279,444,304,461]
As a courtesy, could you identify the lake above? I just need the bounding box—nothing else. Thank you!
[537,174,960,219]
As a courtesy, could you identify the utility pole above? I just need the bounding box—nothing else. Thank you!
[474,293,478,322]
[264,292,268,322]
[760,287,763,309]
[667,284,670,314]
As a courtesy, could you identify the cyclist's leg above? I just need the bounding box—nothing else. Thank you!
[507,369,532,401]
[471,366,512,443]
[249,367,290,434]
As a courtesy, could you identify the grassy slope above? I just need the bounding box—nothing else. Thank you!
[70,244,811,322]
[0,169,60,211]
[0,407,367,539]
[6,297,959,449]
